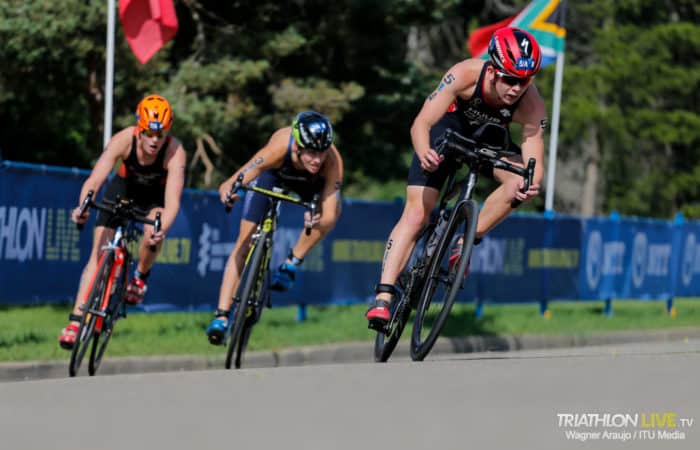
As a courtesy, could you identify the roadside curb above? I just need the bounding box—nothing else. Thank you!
[3,327,699,382]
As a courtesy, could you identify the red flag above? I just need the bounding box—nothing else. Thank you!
[119,0,179,64]
[467,15,517,58]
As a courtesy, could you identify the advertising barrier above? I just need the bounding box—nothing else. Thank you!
[1,161,698,311]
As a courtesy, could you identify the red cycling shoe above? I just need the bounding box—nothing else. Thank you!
[125,277,147,305]
[448,235,471,277]
[366,300,391,330]
[58,322,80,350]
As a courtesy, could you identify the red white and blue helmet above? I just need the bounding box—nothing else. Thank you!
[488,27,542,78]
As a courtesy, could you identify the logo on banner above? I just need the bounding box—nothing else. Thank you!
[0,206,80,262]
[681,233,700,287]
[196,223,325,277]
[630,232,672,288]
[197,223,234,277]
[470,237,525,276]
[631,233,648,288]
[586,231,602,290]
[585,231,626,290]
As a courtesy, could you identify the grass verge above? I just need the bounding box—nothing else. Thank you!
[1,299,699,362]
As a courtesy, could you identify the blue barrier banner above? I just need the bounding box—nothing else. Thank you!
[464,215,581,303]
[675,222,700,296]
[580,217,675,300]
[1,161,699,310]
[0,163,90,303]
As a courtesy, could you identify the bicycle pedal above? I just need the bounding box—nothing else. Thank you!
[87,309,107,318]
[367,319,387,332]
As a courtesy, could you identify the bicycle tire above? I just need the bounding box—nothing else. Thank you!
[88,260,128,376]
[235,272,269,369]
[410,199,479,361]
[374,295,411,362]
[225,234,268,369]
[69,251,114,377]
[234,323,253,369]
[373,224,433,363]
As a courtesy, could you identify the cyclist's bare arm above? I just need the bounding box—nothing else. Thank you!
[317,145,344,225]
[157,138,187,236]
[410,59,481,172]
[218,127,288,204]
[72,127,132,223]
[512,85,547,203]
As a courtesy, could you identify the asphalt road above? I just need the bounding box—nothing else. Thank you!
[1,340,699,450]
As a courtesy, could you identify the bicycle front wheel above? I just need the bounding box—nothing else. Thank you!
[374,295,411,362]
[225,235,268,369]
[410,199,479,361]
[89,259,128,376]
[69,251,114,377]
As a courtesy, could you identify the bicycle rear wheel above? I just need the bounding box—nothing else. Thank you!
[69,251,114,377]
[89,260,128,376]
[225,235,268,369]
[410,199,479,361]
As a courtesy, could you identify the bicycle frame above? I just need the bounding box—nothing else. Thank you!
[233,196,280,321]
[69,191,160,376]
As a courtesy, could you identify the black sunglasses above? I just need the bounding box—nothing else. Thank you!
[496,71,534,87]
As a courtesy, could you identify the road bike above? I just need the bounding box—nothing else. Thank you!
[68,190,160,376]
[374,122,535,362]
[221,174,319,369]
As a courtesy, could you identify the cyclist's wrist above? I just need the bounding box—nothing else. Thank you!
[287,249,304,266]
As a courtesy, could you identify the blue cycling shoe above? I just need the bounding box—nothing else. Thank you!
[206,314,229,345]
[270,262,297,292]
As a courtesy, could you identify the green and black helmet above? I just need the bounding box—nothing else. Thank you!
[292,111,334,152]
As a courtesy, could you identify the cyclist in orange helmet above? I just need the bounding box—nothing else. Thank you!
[58,94,187,350]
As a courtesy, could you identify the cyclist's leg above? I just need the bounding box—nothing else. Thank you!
[124,181,168,304]
[60,178,128,347]
[71,176,126,315]
[447,152,523,274]
[366,185,438,328]
[215,219,257,314]
[270,191,342,291]
[372,185,439,304]
[207,177,270,341]
[59,225,114,348]
[206,220,256,343]
[475,153,524,237]
[373,117,455,306]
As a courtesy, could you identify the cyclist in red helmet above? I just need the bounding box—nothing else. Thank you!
[367,27,547,326]
[58,94,187,349]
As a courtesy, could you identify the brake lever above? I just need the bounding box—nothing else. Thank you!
[510,158,536,209]
[305,194,321,236]
[225,174,245,213]
[149,212,161,252]
[76,190,94,231]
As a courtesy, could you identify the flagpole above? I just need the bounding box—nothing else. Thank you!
[544,49,565,213]
[103,0,116,150]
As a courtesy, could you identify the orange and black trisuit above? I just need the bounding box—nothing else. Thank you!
[96,133,170,228]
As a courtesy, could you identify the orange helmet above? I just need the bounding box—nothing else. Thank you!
[135,94,173,133]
